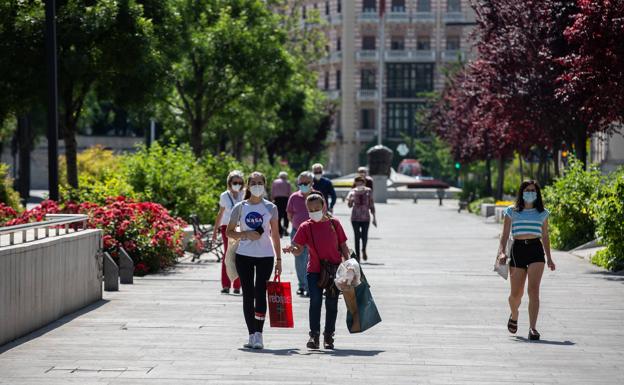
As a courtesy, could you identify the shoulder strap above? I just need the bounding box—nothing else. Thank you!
[226,192,235,208]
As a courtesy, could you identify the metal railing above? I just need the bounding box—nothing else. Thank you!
[0,214,89,247]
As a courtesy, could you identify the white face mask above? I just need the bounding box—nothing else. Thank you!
[231,184,242,192]
[356,185,365,191]
[313,173,322,181]
[309,211,323,222]
[250,185,265,197]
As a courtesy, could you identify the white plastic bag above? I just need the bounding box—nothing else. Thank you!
[335,259,362,291]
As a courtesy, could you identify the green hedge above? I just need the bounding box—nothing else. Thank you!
[468,197,495,215]
[0,163,22,212]
[592,169,624,270]
[543,158,601,250]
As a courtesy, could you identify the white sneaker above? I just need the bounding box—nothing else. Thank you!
[253,332,264,349]
[244,334,255,349]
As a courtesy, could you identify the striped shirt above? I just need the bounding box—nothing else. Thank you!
[504,206,550,237]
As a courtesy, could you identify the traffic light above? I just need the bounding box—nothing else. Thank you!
[455,162,461,170]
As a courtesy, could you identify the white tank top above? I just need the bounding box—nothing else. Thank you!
[230,200,277,258]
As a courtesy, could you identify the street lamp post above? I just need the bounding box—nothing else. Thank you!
[45,0,59,200]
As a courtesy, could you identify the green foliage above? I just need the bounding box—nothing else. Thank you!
[543,157,602,250]
[0,163,23,211]
[468,197,495,214]
[123,142,218,223]
[591,168,624,271]
[412,135,456,183]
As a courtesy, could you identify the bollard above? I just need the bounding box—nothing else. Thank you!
[119,247,134,284]
[103,252,119,291]
[413,194,419,204]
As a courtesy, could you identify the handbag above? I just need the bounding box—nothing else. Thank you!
[493,233,513,280]
[225,238,239,281]
[343,266,381,333]
[266,274,294,328]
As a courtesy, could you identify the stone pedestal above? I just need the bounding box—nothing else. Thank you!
[119,247,134,285]
[372,175,388,203]
[103,252,119,292]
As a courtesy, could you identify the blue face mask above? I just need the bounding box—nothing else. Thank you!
[299,184,310,193]
[523,191,537,204]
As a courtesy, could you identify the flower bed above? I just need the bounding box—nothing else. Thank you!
[1,197,186,275]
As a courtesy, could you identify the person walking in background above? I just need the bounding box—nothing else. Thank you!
[347,175,376,262]
[212,170,245,294]
[271,171,292,237]
[283,193,350,350]
[311,163,336,213]
[497,180,555,341]
[354,166,374,191]
[226,172,282,350]
[287,171,316,297]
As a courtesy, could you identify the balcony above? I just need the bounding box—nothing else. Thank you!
[442,50,466,62]
[356,129,376,142]
[331,51,342,62]
[444,12,465,23]
[358,11,379,23]
[357,89,379,101]
[356,50,379,62]
[324,89,341,100]
[330,14,343,25]
[387,10,410,23]
[385,50,411,62]
[411,50,436,62]
[414,12,435,22]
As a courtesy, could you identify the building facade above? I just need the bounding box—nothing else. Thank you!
[591,130,624,174]
[302,0,475,174]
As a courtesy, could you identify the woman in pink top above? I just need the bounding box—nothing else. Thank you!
[347,176,376,261]
[283,193,350,350]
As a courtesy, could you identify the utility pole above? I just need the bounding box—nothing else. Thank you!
[377,0,385,146]
[45,0,59,200]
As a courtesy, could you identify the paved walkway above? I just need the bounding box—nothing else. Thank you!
[1,200,623,384]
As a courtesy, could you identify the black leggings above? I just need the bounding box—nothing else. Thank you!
[235,254,274,334]
[351,221,370,260]
[274,197,289,234]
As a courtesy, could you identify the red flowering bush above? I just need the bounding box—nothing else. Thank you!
[0,203,19,226]
[1,197,187,275]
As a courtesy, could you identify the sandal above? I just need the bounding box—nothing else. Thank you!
[507,316,518,334]
[528,328,540,341]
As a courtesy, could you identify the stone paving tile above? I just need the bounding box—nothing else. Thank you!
[1,200,624,384]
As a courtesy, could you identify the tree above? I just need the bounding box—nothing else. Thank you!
[163,0,293,158]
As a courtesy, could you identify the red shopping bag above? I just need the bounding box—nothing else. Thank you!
[266,274,294,328]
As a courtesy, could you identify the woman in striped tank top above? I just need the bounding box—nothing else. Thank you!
[497,180,556,341]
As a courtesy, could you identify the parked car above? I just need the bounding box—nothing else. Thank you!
[398,159,422,177]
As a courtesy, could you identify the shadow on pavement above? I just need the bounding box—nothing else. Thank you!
[512,336,575,346]
[238,348,301,356]
[0,299,110,355]
[302,348,385,357]
[586,270,624,284]
[360,262,385,266]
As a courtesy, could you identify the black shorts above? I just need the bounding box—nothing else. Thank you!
[510,238,545,269]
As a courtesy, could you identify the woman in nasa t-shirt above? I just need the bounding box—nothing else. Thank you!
[227,172,281,350]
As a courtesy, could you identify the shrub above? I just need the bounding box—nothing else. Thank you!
[59,145,122,185]
[468,197,495,215]
[592,168,624,271]
[542,158,602,250]
[0,163,23,212]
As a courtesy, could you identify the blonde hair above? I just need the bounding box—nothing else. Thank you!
[227,170,244,187]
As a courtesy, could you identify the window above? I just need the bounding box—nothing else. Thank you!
[417,36,431,50]
[363,0,376,12]
[325,44,330,54]
[336,70,341,90]
[324,71,330,90]
[386,63,434,97]
[361,69,377,89]
[302,5,306,19]
[361,109,375,130]
[391,36,405,50]
[337,0,341,13]
[391,0,406,12]
[337,37,341,51]
[326,1,330,15]
[447,0,461,12]
[446,36,461,50]
[417,0,431,12]
[314,3,318,10]
[386,103,425,138]
[362,36,376,50]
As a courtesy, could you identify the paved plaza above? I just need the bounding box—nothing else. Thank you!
[1,199,623,384]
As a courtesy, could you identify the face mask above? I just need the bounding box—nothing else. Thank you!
[309,211,323,222]
[523,191,537,203]
[314,173,322,181]
[299,184,310,193]
[231,184,242,192]
[356,185,365,191]
[250,185,265,197]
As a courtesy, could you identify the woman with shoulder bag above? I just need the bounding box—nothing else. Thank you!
[283,193,350,350]
[226,172,282,350]
[497,180,555,341]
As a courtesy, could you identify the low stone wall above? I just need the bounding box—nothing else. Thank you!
[0,229,103,346]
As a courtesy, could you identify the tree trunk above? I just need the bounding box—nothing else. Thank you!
[17,115,32,201]
[553,144,560,178]
[495,157,505,201]
[575,128,588,168]
[484,157,493,197]
[63,117,79,189]
[518,152,524,181]
[190,118,203,158]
